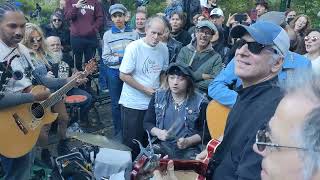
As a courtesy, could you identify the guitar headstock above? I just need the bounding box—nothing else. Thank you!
[84,58,97,75]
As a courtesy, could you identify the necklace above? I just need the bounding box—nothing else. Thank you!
[172,96,186,111]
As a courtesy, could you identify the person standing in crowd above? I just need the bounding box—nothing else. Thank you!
[144,63,208,160]
[255,0,268,18]
[209,8,229,58]
[253,72,320,180]
[119,16,169,158]
[159,16,182,64]
[289,14,311,54]
[208,12,311,108]
[169,11,192,46]
[64,0,104,71]
[201,0,218,18]
[0,3,87,179]
[182,0,201,29]
[102,4,139,140]
[304,29,320,73]
[285,9,296,24]
[41,11,71,54]
[135,6,148,38]
[164,0,183,20]
[176,20,222,93]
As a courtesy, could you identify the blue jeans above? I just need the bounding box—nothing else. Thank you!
[106,68,123,139]
[98,60,108,91]
[0,150,35,180]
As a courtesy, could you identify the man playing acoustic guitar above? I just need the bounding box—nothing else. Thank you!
[0,3,89,179]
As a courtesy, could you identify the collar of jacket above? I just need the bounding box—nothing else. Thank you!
[111,25,132,33]
[186,37,214,53]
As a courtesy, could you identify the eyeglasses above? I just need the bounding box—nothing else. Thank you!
[196,28,214,36]
[30,37,42,43]
[255,127,308,152]
[52,19,62,22]
[237,39,278,55]
[304,36,319,42]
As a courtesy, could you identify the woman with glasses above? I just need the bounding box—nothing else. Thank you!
[304,29,320,73]
[42,11,71,53]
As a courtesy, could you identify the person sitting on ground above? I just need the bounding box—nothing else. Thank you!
[169,11,192,46]
[304,28,320,73]
[144,63,209,159]
[176,20,222,94]
[46,36,92,129]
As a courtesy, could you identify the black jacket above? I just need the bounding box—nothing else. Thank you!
[210,77,283,180]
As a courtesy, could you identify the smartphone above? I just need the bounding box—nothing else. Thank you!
[250,9,257,21]
[234,14,247,23]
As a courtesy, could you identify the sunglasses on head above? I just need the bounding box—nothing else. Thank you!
[236,39,278,55]
[30,37,42,43]
[255,127,308,152]
[304,36,319,42]
[52,19,61,22]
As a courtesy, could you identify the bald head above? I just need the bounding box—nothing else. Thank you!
[46,36,61,52]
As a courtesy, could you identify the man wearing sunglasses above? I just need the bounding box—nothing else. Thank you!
[208,11,310,108]
[253,72,320,180]
[208,21,289,180]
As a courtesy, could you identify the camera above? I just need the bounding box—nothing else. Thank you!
[234,13,247,23]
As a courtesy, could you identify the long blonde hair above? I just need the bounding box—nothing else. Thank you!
[22,23,51,68]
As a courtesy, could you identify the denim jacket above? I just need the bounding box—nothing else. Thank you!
[154,89,207,136]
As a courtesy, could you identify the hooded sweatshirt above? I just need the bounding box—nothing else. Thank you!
[64,0,104,37]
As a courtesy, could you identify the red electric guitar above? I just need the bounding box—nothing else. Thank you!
[130,138,221,180]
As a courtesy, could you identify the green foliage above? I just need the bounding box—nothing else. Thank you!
[120,0,166,16]
[16,0,59,25]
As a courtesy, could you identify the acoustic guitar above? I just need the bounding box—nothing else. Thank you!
[0,59,96,158]
[206,101,230,140]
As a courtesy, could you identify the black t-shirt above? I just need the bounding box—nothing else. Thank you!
[210,77,283,180]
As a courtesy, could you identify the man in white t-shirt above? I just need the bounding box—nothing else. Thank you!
[119,16,169,158]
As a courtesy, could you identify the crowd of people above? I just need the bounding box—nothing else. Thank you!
[0,0,320,179]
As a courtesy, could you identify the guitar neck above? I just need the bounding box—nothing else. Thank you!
[159,159,207,176]
[41,75,81,109]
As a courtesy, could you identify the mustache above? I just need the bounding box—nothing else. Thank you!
[14,34,23,39]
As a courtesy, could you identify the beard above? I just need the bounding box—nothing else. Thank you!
[49,50,63,64]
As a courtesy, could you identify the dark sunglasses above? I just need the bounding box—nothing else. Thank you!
[30,37,42,43]
[255,128,308,152]
[52,19,62,22]
[304,36,319,42]
[237,39,278,55]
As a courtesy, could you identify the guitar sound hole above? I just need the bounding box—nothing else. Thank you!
[31,103,44,119]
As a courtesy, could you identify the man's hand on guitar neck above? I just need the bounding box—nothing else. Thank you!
[68,71,88,86]
[153,160,177,180]
[31,86,51,101]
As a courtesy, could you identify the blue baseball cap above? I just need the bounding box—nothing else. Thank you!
[109,4,127,15]
[230,21,290,56]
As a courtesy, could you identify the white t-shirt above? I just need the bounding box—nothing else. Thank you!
[0,41,34,92]
[119,38,169,110]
